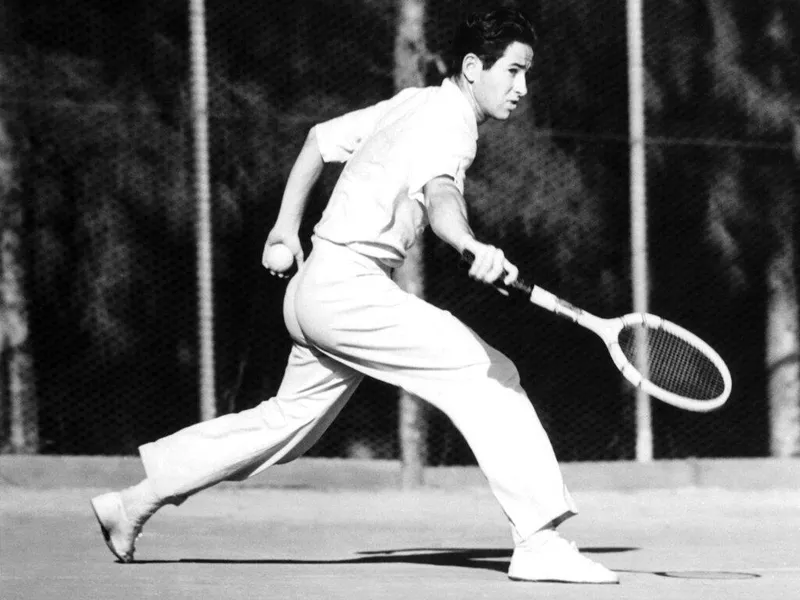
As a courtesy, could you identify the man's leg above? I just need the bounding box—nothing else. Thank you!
[91,343,362,562]
[294,240,617,583]
[296,243,574,538]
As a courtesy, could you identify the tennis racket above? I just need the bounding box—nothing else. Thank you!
[464,251,732,412]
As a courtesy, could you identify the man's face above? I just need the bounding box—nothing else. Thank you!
[472,42,534,122]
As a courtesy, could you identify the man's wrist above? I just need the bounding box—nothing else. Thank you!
[457,234,475,255]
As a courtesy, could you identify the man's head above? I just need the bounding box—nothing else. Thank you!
[450,8,537,123]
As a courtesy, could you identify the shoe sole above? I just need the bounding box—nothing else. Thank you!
[90,493,134,563]
[509,575,619,584]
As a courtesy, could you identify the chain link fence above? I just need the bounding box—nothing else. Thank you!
[1,0,797,461]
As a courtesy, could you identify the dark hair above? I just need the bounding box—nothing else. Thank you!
[448,8,538,75]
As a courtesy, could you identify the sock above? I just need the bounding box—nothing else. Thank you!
[120,479,163,524]
[517,526,559,550]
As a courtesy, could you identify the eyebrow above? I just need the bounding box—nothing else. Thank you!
[509,62,532,70]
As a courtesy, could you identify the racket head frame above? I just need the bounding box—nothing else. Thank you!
[528,285,731,412]
[462,252,732,413]
[600,313,732,412]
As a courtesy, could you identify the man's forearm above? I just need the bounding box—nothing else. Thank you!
[425,178,475,253]
[425,176,518,286]
[275,127,325,231]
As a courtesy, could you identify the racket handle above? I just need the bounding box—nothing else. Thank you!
[461,250,533,295]
[461,250,583,322]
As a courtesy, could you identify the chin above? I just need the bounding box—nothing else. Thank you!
[489,108,512,121]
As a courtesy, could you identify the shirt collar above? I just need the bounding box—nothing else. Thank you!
[441,77,479,140]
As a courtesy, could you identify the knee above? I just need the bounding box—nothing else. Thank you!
[258,396,317,427]
[487,352,522,390]
[454,354,522,400]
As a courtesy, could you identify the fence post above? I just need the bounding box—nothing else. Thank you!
[627,0,653,462]
[190,0,217,421]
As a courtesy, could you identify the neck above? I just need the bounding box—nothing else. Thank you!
[452,75,487,125]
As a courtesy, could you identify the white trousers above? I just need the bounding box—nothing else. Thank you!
[140,237,577,542]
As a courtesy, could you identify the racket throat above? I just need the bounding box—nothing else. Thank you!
[530,287,583,323]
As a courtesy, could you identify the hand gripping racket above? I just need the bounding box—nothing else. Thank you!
[464,252,732,412]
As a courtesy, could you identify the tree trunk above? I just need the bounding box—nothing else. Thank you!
[766,131,800,458]
[0,78,39,453]
[766,234,799,457]
[394,0,429,488]
[705,3,800,457]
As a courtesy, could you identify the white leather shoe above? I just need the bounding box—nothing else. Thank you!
[90,491,143,563]
[508,530,619,584]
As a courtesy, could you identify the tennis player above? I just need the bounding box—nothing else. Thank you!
[91,8,618,584]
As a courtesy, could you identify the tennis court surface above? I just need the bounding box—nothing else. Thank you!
[2,460,799,600]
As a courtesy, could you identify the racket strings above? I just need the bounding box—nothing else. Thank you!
[618,325,726,401]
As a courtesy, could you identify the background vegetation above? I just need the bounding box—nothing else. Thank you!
[1,0,797,460]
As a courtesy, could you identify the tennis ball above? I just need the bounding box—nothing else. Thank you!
[262,243,294,273]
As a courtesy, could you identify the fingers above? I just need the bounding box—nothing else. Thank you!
[469,249,504,283]
[501,260,519,287]
[263,231,303,279]
[466,244,518,287]
[271,249,303,279]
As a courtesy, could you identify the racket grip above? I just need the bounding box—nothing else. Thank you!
[461,250,583,321]
[461,250,533,295]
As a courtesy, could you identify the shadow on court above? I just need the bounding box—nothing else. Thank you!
[133,545,636,571]
[130,547,764,583]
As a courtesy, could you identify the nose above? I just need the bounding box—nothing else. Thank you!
[514,72,528,97]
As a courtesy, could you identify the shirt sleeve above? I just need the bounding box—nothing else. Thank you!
[406,120,476,206]
[315,88,419,163]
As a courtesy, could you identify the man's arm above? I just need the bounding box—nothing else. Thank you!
[424,175,518,287]
[265,127,325,270]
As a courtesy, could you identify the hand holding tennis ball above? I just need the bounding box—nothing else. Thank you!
[262,243,295,276]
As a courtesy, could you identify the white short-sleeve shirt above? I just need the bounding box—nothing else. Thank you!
[313,78,479,267]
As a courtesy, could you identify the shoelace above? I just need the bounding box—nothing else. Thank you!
[550,535,604,568]
[548,534,577,552]
[519,529,567,550]
[523,531,593,562]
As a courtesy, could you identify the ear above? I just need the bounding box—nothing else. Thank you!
[461,53,483,83]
